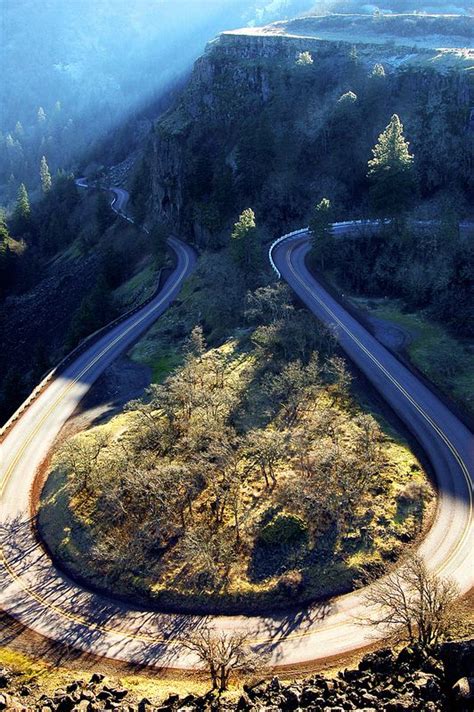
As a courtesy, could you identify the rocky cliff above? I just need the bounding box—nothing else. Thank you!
[136,26,472,246]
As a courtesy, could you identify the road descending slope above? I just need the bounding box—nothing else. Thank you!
[0,211,472,668]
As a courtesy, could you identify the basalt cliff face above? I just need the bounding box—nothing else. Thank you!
[136,27,473,244]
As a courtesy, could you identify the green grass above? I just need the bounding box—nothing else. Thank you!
[0,645,211,702]
[113,263,157,307]
[130,326,182,383]
[351,297,474,417]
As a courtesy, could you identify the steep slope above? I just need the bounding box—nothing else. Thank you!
[136,18,472,244]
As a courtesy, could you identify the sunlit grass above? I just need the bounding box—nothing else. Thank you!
[351,297,474,417]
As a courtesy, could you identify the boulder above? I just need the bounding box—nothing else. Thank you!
[55,694,76,712]
[452,677,474,703]
[410,672,441,701]
[0,694,8,710]
[360,691,379,705]
[245,680,268,701]
[111,687,129,700]
[440,641,474,686]
[97,689,114,701]
[300,687,323,705]
[0,670,11,690]
[90,673,105,684]
[65,681,81,693]
[281,686,300,710]
[385,696,417,711]
[80,690,95,701]
[421,656,445,678]
[74,703,90,712]
[236,692,254,710]
[359,648,396,674]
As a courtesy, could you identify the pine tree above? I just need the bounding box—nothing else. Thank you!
[367,114,415,217]
[231,208,260,273]
[40,155,52,193]
[309,198,333,270]
[37,106,47,124]
[371,63,386,79]
[0,211,11,292]
[13,183,31,234]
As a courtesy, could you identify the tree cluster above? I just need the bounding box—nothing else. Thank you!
[48,276,419,611]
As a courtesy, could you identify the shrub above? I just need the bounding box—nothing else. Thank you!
[259,512,308,547]
[397,481,432,507]
[277,569,304,596]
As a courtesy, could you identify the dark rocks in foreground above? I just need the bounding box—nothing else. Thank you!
[0,639,472,711]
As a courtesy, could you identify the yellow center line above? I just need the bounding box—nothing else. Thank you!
[0,240,189,497]
[0,235,472,655]
[284,238,473,572]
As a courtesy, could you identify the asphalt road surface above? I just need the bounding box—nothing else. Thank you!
[0,209,472,668]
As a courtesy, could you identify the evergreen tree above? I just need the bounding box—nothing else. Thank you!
[231,208,260,273]
[0,210,12,295]
[37,106,46,124]
[370,63,386,78]
[309,198,333,270]
[367,114,415,217]
[40,155,52,194]
[13,183,31,234]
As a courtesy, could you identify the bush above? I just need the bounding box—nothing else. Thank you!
[397,481,431,507]
[259,512,308,547]
[277,569,304,596]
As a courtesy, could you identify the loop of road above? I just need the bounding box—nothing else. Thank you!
[0,185,472,668]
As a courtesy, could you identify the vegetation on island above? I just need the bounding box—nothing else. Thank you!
[39,238,433,613]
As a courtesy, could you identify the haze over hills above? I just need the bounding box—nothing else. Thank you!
[0,0,315,202]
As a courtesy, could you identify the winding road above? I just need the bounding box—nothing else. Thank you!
[0,188,472,669]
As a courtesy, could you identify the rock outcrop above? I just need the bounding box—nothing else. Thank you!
[1,640,472,710]
[140,28,473,245]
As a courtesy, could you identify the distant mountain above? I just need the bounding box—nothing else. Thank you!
[0,0,314,202]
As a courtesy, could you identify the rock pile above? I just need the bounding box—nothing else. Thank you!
[0,640,472,711]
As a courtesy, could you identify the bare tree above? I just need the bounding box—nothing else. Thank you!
[363,555,462,647]
[59,431,109,496]
[245,428,289,487]
[181,626,260,691]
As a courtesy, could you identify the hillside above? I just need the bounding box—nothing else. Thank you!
[139,16,472,240]
[125,16,472,416]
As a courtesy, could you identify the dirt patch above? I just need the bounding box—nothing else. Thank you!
[69,354,152,432]
[364,314,412,353]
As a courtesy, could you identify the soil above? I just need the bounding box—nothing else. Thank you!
[364,314,412,353]
[67,354,152,432]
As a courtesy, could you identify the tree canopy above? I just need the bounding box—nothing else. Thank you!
[309,198,333,270]
[367,114,415,216]
[230,208,260,274]
[40,155,52,194]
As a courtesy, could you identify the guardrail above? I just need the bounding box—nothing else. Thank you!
[0,183,164,441]
[268,219,386,279]
[268,228,309,279]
